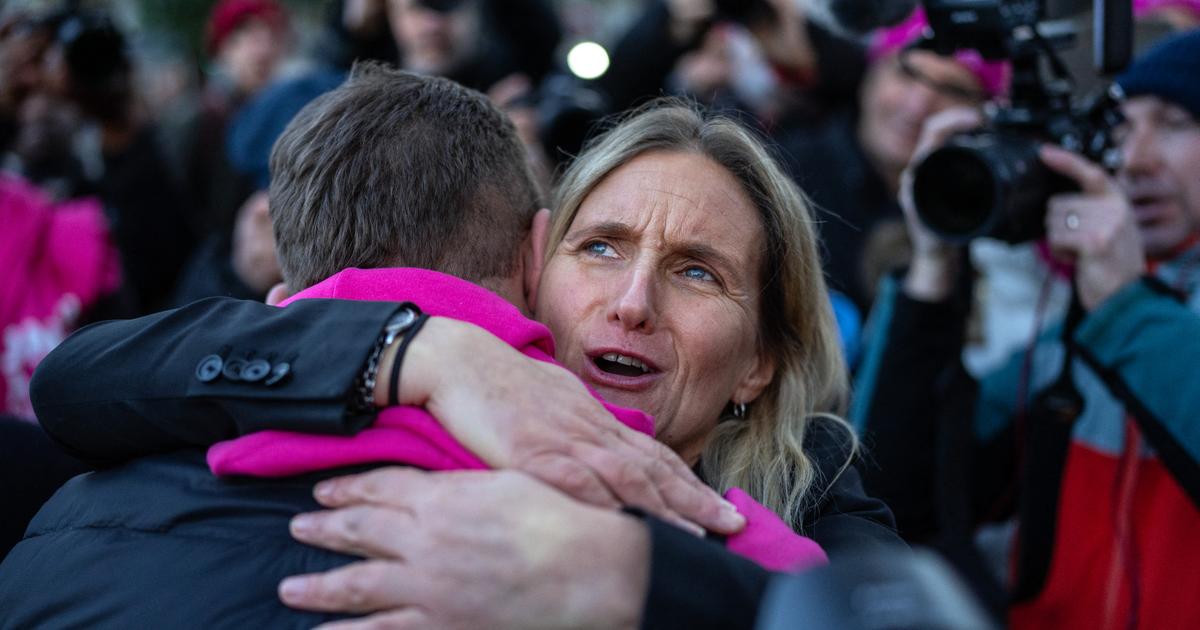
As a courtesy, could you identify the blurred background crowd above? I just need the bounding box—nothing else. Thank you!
[2,0,1199,627]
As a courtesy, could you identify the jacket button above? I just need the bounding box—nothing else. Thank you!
[264,362,291,386]
[222,358,248,382]
[242,359,271,383]
[195,355,223,383]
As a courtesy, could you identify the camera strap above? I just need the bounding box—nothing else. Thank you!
[1011,282,1086,602]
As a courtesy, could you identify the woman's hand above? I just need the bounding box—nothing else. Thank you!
[281,468,649,629]
[377,317,745,536]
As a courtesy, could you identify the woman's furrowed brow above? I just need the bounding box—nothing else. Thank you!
[676,243,740,274]
[571,221,747,271]
[568,220,639,241]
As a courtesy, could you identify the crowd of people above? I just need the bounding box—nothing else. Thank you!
[1,0,1199,628]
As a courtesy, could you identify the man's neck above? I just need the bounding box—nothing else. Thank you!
[478,275,532,318]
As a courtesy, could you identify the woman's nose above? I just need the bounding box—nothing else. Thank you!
[609,266,657,332]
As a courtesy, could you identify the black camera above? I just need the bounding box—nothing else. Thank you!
[714,0,779,24]
[908,0,1131,243]
[514,73,609,165]
[33,8,133,125]
[413,0,473,13]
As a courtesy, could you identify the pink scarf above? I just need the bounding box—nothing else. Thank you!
[208,268,826,572]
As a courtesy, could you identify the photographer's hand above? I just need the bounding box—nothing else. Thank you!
[1041,145,1146,310]
[898,107,984,301]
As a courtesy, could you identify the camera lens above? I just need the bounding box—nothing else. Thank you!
[912,146,998,242]
[911,130,1058,244]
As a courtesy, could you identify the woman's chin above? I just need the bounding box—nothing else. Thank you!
[591,382,654,411]
[587,380,661,420]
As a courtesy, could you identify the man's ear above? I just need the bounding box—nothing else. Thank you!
[732,350,776,407]
[522,208,552,313]
[265,282,291,306]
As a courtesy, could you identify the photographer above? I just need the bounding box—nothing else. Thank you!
[777,8,1007,312]
[853,31,1200,627]
[600,0,868,122]
[33,10,196,313]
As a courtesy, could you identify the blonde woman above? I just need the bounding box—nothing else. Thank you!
[535,101,855,527]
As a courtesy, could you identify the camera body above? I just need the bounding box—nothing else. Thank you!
[714,0,779,25]
[908,0,1129,244]
[413,0,473,14]
[31,9,133,126]
[511,73,609,165]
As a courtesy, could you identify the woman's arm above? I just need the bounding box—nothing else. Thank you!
[32,296,742,534]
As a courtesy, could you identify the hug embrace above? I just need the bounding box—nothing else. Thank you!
[1,65,901,628]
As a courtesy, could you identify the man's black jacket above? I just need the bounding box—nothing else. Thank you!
[0,451,355,629]
[28,296,903,629]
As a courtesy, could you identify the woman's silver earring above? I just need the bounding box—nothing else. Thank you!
[733,402,747,419]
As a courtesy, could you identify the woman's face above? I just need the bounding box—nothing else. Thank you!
[858,50,983,177]
[536,150,775,463]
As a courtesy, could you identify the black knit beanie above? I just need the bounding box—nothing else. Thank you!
[1116,30,1200,120]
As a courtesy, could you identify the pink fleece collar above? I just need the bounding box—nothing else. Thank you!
[208,268,655,478]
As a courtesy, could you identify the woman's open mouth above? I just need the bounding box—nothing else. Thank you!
[594,352,652,376]
[583,350,662,391]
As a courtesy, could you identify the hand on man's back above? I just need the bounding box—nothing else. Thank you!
[281,468,649,630]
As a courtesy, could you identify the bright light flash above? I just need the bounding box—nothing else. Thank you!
[567,41,610,80]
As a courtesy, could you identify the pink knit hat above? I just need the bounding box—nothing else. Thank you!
[205,0,288,57]
[1134,0,1200,20]
[868,7,1011,99]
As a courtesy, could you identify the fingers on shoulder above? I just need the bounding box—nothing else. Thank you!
[281,560,413,615]
[523,450,620,509]
[292,504,415,559]
[316,467,432,508]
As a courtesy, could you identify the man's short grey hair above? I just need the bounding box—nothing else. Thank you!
[269,63,541,291]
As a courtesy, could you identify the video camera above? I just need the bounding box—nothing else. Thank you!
[24,6,133,126]
[908,0,1132,243]
[714,0,780,25]
[519,73,609,164]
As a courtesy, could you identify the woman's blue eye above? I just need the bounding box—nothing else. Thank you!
[585,241,616,257]
[683,266,715,282]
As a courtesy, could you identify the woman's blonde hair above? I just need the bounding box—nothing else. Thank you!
[547,100,855,528]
